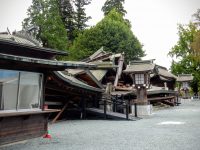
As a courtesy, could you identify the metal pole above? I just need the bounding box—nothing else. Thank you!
[16,72,21,110]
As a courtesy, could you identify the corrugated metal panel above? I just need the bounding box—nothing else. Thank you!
[90,70,107,81]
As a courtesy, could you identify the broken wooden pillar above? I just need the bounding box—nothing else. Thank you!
[114,53,124,87]
[105,83,113,111]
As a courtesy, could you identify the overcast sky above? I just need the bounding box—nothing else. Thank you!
[0,0,199,69]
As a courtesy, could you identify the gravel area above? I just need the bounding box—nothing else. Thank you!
[2,100,200,150]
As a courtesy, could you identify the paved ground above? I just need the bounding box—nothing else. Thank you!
[2,100,200,150]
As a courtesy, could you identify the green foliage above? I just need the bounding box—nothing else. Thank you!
[168,9,200,93]
[102,0,127,16]
[23,0,68,52]
[69,9,145,62]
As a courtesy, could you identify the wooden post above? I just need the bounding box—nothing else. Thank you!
[136,87,148,105]
[126,103,129,120]
[113,95,118,112]
[177,94,180,106]
[122,95,129,120]
[128,94,131,114]
[105,83,113,111]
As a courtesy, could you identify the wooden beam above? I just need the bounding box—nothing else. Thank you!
[51,102,69,124]
[148,96,175,102]
[44,101,63,106]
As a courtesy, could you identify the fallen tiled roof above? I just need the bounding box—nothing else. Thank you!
[54,71,103,92]
[124,60,155,73]
[64,69,104,89]
[90,70,108,81]
[89,47,106,60]
[156,66,177,79]
[177,74,193,82]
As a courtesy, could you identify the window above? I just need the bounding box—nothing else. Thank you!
[0,69,43,111]
[135,74,144,85]
[0,70,19,110]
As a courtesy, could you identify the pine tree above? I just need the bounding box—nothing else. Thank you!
[73,0,91,31]
[102,0,127,16]
[59,0,75,42]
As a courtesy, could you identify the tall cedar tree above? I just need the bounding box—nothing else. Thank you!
[22,0,68,52]
[73,0,91,31]
[102,0,127,16]
[59,0,75,42]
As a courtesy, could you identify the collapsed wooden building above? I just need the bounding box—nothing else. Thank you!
[0,31,180,145]
[43,48,179,119]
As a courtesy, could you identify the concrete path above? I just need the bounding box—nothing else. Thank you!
[2,100,200,150]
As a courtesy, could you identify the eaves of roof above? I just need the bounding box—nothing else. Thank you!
[0,37,67,56]
[0,53,97,70]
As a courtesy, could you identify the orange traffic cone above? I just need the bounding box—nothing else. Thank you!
[43,130,52,139]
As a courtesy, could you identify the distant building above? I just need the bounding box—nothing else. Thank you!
[177,74,193,99]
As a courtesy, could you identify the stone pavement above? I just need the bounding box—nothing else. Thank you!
[2,100,200,150]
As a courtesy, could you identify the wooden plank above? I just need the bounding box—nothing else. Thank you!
[161,100,175,106]
[51,103,68,124]
[45,101,63,106]
[0,109,60,118]
[0,114,48,146]
[148,96,175,102]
